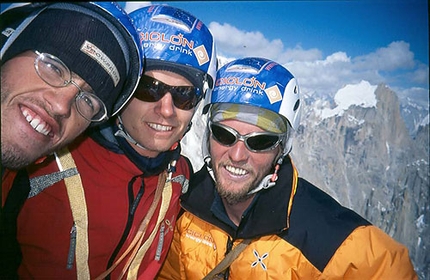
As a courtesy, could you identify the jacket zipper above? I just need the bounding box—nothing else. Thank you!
[67,223,77,270]
[155,223,165,261]
[105,175,145,279]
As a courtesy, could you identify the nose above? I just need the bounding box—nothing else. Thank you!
[228,139,249,163]
[44,85,78,118]
[156,92,175,117]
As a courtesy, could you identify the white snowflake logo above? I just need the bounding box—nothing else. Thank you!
[251,249,268,270]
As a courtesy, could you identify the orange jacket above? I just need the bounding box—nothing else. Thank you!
[158,159,417,279]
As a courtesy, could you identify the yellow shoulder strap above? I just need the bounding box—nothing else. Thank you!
[55,147,90,280]
[126,178,172,279]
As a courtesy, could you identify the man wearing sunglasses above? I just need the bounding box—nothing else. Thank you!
[159,57,417,279]
[4,4,217,279]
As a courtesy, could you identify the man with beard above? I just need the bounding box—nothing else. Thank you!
[158,57,417,279]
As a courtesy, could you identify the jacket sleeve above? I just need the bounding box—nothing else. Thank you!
[321,225,417,280]
[157,215,183,280]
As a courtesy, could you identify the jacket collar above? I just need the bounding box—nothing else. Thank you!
[182,157,298,239]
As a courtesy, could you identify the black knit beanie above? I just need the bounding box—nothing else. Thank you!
[1,3,131,117]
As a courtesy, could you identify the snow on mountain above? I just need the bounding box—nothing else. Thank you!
[318,80,377,119]
[420,114,430,127]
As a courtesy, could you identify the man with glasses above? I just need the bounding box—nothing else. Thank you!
[1,2,142,278]
[158,57,417,279]
[5,4,217,279]
[1,2,142,171]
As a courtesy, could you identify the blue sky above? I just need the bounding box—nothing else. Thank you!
[122,1,428,108]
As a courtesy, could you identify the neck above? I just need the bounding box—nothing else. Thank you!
[127,139,160,158]
[222,196,255,226]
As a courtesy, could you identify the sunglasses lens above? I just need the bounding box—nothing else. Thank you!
[171,87,198,110]
[134,77,161,102]
[210,122,281,152]
[134,76,199,110]
[247,134,280,151]
[210,124,237,146]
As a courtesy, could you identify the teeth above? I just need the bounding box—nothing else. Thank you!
[22,108,52,136]
[148,123,172,131]
[226,165,247,176]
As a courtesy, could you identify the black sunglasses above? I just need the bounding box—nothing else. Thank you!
[209,121,283,152]
[133,75,201,110]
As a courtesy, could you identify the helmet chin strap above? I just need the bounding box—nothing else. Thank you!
[114,115,147,150]
[247,156,283,195]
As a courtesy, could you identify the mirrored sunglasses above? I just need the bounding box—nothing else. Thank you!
[209,121,283,152]
[133,75,201,110]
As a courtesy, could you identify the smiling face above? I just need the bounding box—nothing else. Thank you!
[118,70,196,158]
[209,119,280,205]
[1,51,91,169]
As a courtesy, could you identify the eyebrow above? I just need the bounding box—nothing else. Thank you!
[71,72,94,93]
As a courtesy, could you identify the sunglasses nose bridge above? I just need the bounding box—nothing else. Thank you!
[228,135,251,161]
[157,92,177,116]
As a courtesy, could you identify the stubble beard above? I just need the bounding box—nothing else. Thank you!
[1,141,32,170]
[214,164,273,205]
[215,178,255,205]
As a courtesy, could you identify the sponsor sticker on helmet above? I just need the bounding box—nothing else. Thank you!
[193,45,209,66]
[265,85,283,104]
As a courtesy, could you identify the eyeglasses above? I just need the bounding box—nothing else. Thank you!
[34,51,108,122]
[209,121,283,152]
[133,75,201,110]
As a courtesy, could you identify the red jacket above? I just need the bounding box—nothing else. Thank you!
[5,136,190,279]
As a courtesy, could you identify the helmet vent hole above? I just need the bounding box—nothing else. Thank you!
[293,99,300,111]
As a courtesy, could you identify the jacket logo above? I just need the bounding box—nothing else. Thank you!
[251,249,268,271]
[185,229,216,249]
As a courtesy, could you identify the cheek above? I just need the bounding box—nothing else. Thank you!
[122,98,151,117]
[253,151,279,174]
[65,113,90,140]
[176,109,194,125]
[209,139,227,161]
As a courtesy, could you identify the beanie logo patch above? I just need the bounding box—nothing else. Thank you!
[265,85,283,104]
[2,27,15,38]
[193,45,209,66]
[80,40,120,87]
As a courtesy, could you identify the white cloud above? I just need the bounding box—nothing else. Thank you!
[353,41,415,71]
[278,45,323,63]
[409,63,429,84]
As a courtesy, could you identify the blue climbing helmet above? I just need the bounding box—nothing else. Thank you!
[129,4,217,100]
[204,57,302,157]
[1,2,144,118]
